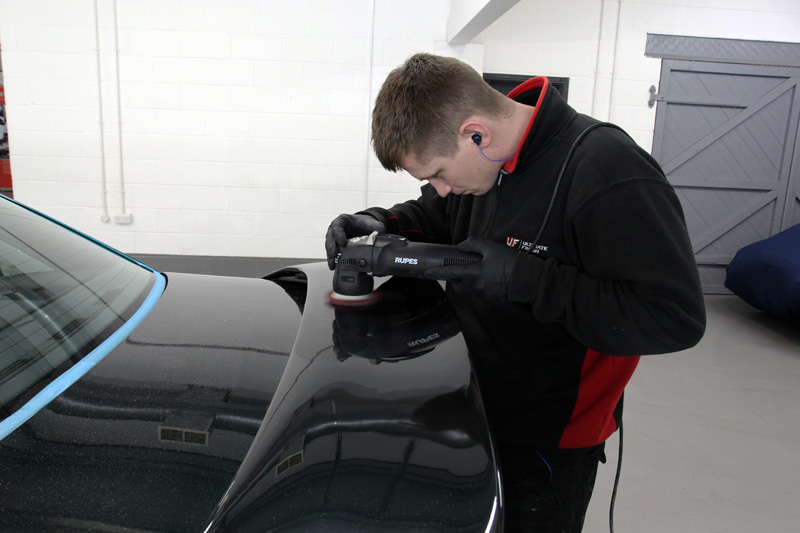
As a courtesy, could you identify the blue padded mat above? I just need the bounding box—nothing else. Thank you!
[724,224,800,322]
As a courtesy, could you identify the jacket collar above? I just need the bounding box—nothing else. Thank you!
[501,77,549,174]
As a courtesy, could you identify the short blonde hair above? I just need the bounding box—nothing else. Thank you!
[371,53,511,171]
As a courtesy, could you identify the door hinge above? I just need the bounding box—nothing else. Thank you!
[648,85,661,108]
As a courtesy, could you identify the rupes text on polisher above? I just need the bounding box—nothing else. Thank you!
[394,257,419,265]
[407,333,440,347]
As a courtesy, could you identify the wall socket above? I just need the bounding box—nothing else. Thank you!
[114,213,133,225]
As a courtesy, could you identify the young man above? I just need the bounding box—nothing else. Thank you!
[325,53,705,532]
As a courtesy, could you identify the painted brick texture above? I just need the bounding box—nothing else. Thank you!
[0,0,798,259]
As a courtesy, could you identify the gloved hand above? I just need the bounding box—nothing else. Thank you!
[325,213,386,269]
[424,237,518,304]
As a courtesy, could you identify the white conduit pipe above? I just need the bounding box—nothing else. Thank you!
[606,0,623,123]
[590,0,622,122]
[93,0,110,222]
[112,0,127,214]
[362,0,376,209]
[590,0,606,117]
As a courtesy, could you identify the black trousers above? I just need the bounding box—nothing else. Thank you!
[500,443,606,533]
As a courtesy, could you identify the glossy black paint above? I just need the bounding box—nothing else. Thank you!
[0,272,299,532]
[206,265,501,532]
[1,263,501,532]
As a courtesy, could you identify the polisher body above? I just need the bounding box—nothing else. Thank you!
[330,233,480,303]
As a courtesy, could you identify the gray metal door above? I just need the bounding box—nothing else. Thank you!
[651,60,800,293]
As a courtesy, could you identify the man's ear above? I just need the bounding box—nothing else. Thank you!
[460,119,490,146]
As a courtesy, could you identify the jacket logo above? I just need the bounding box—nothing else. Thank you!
[506,236,548,254]
[394,257,418,265]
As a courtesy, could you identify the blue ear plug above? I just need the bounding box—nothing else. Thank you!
[472,134,515,162]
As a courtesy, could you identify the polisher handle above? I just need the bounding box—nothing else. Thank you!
[369,236,480,277]
[332,234,480,298]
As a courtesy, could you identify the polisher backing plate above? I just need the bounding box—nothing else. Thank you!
[326,289,382,308]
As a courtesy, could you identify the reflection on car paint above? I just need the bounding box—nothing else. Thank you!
[205,271,501,532]
[0,193,501,531]
[0,194,166,439]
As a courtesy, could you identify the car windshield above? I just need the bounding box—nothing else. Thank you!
[0,197,155,415]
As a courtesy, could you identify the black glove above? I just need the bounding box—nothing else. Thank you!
[424,237,518,304]
[325,213,386,269]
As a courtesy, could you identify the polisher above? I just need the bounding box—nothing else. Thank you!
[328,232,480,307]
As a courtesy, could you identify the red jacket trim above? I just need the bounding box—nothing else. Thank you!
[502,77,550,174]
[558,349,640,448]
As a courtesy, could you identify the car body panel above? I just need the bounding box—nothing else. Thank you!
[0,271,299,532]
[0,271,166,440]
[0,196,501,532]
[206,266,501,532]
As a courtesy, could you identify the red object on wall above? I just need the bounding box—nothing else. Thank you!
[0,77,11,191]
[0,161,11,190]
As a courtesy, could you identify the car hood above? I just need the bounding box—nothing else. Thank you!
[0,263,501,532]
[206,264,500,532]
[0,270,298,532]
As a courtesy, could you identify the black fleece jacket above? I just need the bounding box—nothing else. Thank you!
[364,77,705,449]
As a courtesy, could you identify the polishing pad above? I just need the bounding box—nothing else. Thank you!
[326,289,382,308]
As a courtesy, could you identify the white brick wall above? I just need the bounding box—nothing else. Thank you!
[1,0,798,260]
[478,0,800,149]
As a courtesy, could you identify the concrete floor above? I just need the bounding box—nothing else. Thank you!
[584,295,800,532]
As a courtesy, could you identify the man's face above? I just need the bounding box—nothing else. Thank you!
[401,142,499,198]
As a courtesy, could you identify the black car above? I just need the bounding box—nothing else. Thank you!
[0,194,502,532]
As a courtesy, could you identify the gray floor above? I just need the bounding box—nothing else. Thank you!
[584,295,800,532]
